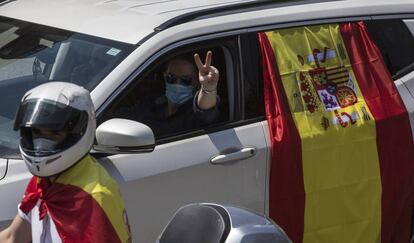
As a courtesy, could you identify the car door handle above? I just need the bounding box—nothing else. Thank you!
[210,147,256,164]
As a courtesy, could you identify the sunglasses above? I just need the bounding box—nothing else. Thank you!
[163,73,195,86]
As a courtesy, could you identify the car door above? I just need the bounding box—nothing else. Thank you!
[95,36,269,243]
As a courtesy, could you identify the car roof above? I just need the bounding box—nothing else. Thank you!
[0,0,411,45]
[0,0,260,44]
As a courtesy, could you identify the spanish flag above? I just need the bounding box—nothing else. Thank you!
[19,155,131,243]
[259,22,414,243]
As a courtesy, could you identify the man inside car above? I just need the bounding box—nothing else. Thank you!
[116,50,220,137]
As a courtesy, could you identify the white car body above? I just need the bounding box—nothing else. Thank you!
[0,0,414,242]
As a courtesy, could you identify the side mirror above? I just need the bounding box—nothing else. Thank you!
[93,118,155,154]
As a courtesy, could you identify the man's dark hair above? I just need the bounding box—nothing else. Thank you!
[165,53,197,74]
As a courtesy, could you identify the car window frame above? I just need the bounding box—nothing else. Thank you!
[96,34,243,145]
[364,16,414,80]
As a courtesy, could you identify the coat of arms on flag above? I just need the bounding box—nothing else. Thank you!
[297,48,358,113]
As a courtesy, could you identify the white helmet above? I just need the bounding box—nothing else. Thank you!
[13,82,96,177]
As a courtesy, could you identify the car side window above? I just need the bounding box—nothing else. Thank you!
[240,33,265,120]
[99,39,237,141]
[365,19,414,79]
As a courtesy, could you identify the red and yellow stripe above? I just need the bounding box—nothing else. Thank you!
[23,155,131,243]
[260,22,414,243]
[53,155,131,243]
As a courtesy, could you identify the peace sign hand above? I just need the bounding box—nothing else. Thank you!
[194,51,219,92]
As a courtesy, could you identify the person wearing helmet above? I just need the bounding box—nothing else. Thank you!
[0,82,131,243]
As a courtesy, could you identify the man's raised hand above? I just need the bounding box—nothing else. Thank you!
[194,51,219,92]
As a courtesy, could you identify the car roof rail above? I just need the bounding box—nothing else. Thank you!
[0,0,15,7]
[154,0,343,32]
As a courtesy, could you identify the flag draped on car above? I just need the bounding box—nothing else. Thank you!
[259,22,414,243]
[19,155,131,243]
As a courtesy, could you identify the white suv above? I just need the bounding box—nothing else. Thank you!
[0,0,414,242]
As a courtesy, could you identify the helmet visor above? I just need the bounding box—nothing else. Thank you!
[14,98,86,131]
[14,98,88,156]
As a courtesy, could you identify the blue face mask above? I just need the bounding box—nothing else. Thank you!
[165,82,194,105]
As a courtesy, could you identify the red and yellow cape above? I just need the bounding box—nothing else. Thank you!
[20,155,131,243]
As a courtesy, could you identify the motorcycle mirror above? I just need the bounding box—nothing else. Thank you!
[157,203,292,243]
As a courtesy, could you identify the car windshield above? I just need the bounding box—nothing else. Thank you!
[0,16,135,158]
